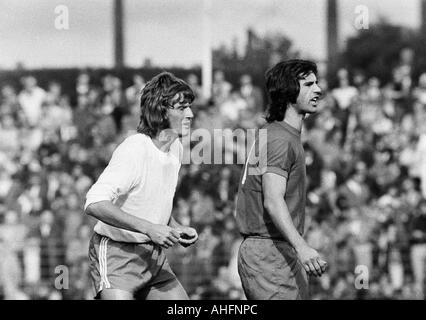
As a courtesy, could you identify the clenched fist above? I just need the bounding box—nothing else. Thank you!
[147,224,181,249]
[296,244,328,277]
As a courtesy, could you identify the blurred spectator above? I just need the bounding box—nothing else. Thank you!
[108,76,127,132]
[186,73,206,108]
[388,49,414,123]
[45,81,62,105]
[0,114,20,154]
[18,76,46,127]
[92,94,118,144]
[125,74,145,105]
[0,210,29,299]
[76,71,91,97]
[413,73,426,125]
[41,91,73,134]
[331,68,358,146]
[218,92,247,125]
[238,74,263,114]
[357,77,383,129]
[417,133,426,198]
[27,210,65,285]
[409,199,426,298]
[73,93,97,147]
[1,85,23,124]
[212,70,232,105]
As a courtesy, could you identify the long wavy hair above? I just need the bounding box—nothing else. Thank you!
[137,72,194,138]
[265,59,318,123]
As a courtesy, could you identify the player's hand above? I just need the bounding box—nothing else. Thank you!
[147,224,181,249]
[296,244,327,277]
[176,227,198,248]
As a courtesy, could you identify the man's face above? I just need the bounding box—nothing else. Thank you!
[167,93,194,137]
[22,76,37,90]
[294,72,322,115]
[240,74,251,86]
[214,71,224,82]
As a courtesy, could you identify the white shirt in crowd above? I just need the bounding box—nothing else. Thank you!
[332,86,358,110]
[18,87,46,126]
[84,133,183,243]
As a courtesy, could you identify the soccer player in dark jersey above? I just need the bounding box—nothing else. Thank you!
[236,59,327,300]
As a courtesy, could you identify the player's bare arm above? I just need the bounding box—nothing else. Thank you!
[262,172,327,277]
[85,200,181,249]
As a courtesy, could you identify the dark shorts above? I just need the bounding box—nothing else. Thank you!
[238,237,309,300]
[88,233,177,299]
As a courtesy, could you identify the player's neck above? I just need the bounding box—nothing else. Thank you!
[283,105,304,133]
[152,130,179,152]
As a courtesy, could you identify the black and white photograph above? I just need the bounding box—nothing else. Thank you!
[0,0,426,306]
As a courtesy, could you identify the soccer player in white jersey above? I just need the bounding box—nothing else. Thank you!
[84,72,198,300]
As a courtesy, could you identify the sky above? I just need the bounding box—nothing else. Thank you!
[0,0,421,69]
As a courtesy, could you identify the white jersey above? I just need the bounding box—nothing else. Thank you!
[84,133,182,243]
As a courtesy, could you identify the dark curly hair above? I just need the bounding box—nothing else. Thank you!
[137,72,194,138]
[265,59,318,123]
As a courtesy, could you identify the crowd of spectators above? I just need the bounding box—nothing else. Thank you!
[0,52,426,300]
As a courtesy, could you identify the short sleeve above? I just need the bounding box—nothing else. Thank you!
[259,137,295,179]
[84,140,141,210]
